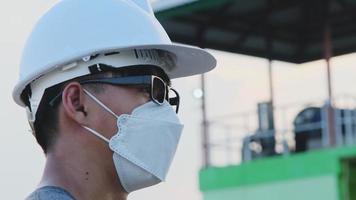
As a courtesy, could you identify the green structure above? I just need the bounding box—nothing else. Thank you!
[199,146,356,200]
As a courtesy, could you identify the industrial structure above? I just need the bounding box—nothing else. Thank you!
[156,1,356,199]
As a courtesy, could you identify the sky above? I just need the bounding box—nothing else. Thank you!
[1,0,356,200]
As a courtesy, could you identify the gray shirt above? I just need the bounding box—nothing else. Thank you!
[26,186,75,200]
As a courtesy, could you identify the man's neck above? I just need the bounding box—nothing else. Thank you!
[38,138,127,200]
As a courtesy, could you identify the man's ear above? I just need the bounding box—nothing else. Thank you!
[61,82,88,124]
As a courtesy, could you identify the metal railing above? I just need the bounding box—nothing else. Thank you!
[205,95,356,167]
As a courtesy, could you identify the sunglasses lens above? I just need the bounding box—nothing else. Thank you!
[152,77,166,104]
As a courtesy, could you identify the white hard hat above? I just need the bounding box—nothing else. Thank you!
[12,0,216,114]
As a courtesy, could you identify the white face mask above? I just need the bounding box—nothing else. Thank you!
[81,89,184,193]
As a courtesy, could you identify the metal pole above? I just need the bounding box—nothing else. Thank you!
[266,0,275,117]
[201,74,210,168]
[268,59,274,108]
[266,43,275,133]
[324,25,333,105]
[323,22,336,146]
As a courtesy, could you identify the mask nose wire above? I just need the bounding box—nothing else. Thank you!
[81,88,119,144]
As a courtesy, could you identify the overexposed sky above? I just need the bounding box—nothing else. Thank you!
[1,1,356,200]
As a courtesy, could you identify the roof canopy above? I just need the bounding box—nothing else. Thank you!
[156,0,356,63]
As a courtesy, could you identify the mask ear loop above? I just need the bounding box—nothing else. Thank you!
[83,88,119,118]
[82,126,110,143]
[81,88,119,143]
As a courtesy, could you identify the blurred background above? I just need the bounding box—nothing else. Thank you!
[1,0,356,199]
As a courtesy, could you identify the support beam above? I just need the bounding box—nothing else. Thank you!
[201,74,210,168]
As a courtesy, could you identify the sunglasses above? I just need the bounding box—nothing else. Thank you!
[49,75,180,113]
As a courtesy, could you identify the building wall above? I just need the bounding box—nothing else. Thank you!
[203,175,339,200]
[200,146,356,200]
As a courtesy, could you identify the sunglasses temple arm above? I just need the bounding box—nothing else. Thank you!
[175,100,180,113]
[169,88,180,113]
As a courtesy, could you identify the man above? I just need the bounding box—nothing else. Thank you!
[13,0,216,199]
